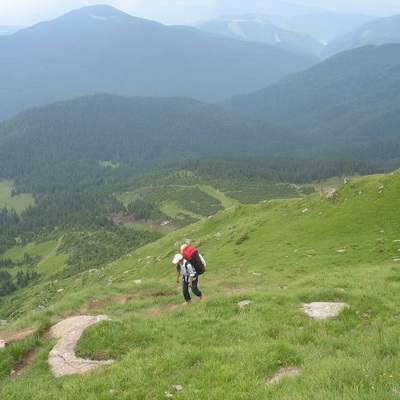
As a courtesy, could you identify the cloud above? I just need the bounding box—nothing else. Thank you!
[0,0,284,26]
[1,0,399,26]
[0,0,99,25]
[287,0,400,15]
[118,0,271,24]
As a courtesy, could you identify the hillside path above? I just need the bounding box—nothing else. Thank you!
[48,315,114,377]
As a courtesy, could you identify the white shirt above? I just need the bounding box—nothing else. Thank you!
[179,259,197,282]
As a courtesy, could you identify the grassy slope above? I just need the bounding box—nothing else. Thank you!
[197,184,240,209]
[0,180,35,214]
[0,170,400,399]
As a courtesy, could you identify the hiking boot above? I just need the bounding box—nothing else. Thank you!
[182,301,191,306]
[199,294,205,301]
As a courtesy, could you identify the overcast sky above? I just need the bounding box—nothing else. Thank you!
[1,0,400,27]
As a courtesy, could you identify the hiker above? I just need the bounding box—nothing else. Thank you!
[180,244,206,275]
[172,253,204,305]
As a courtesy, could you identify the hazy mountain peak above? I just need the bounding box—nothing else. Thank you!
[11,4,163,43]
[64,4,134,19]
[47,4,162,28]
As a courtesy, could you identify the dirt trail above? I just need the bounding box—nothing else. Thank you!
[0,326,36,343]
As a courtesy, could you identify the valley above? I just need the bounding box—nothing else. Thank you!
[0,3,399,398]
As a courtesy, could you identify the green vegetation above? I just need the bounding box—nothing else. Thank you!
[113,155,383,225]
[53,228,161,280]
[0,95,388,200]
[0,180,35,215]
[0,18,399,399]
[223,44,400,167]
[0,170,399,399]
[197,184,240,209]
[0,94,387,276]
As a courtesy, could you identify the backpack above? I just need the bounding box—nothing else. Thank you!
[182,245,205,275]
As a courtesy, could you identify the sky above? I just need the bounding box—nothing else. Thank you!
[1,0,400,27]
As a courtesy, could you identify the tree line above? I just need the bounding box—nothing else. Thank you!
[0,269,39,296]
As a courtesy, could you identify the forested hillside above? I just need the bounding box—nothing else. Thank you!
[0,93,386,248]
[222,44,400,166]
[164,156,383,184]
[0,94,305,195]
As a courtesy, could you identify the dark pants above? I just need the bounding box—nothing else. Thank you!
[182,278,202,301]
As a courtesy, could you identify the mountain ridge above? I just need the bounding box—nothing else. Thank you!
[193,11,374,54]
[322,14,400,57]
[0,5,319,121]
[221,43,400,165]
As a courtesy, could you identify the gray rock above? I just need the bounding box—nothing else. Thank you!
[238,300,252,308]
[302,302,348,319]
[48,315,114,377]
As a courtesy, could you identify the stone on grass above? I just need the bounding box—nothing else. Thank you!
[326,189,337,199]
[238,300,252,308]
[302,302,349,320]
[268,366,302,383]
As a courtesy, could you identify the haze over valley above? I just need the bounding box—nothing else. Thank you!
[0,3,400,398]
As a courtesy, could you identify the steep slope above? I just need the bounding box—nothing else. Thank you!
[322,14,400,57]
[222,44,400,164]
[0,170,399,398]
[0,4,319,121]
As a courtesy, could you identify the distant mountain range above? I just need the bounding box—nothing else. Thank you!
[2,4,400,123]
[193,12,374,53]
[192,15,322,53]
[0,4,319,121]
[222,43,400,165]
[0,4,399,170]
[287,12,375,44]
[321,14,400,57]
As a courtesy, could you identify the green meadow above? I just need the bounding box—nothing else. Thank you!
[0,180,35,214]
[0,170,400,399]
